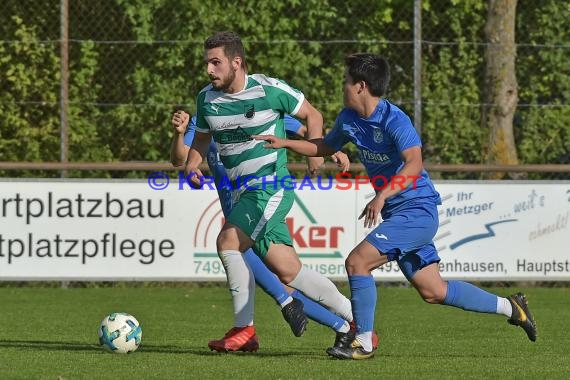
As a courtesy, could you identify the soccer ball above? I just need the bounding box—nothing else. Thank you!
[98,312,142,354]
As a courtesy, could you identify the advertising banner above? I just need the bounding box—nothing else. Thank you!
[1,179,568,281]
[357,183,570,280]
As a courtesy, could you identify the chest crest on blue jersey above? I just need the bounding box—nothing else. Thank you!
[373,128,384,143]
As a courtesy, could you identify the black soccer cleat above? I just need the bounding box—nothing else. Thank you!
[507,292,537,342]
[281,298,308,337]
[332,329,356,349]
[327,339,375,360]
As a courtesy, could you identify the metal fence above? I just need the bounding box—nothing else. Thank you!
[1,0,569,177]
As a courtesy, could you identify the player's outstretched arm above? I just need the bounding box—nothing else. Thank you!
[293,100,325,176]
[285,116,350,174]
[252,134,334,157]
[253,134,337,157]
[284,117,324,176]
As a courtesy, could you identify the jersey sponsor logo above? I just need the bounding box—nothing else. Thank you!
[214,127,252,144]
[211,104,219,114]
[360,149,390,163]
[375,233,388,240]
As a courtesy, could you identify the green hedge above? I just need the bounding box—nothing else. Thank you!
[0,0,568,179]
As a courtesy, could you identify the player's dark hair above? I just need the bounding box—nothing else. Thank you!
[204,31,247,71]
[345,53,390,97]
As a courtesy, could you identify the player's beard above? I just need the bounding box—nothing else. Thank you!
[211,69,236,92]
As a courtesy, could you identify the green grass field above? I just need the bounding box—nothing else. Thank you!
[0,285,568,379]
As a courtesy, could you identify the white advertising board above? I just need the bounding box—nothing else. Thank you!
[1,179,569,281]
[358,182,570,280]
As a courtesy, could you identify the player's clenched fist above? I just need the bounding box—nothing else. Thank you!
[171,110,190,134]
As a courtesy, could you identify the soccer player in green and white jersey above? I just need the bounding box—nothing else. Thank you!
[184,31,354,352]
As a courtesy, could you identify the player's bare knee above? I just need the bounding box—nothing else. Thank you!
[420,289,446,304]
[345,255,356,275]
[345,254,367,275]
[272,263,300,284]
[345,247,384,275]
[278,271,297,284]
[216,229,238,251]
[265,245,302,283]
[421,295,441,304]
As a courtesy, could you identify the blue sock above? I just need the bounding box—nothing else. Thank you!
[243,249,290,305]
[349,275,376,333]
[443,280,497,313]
[291,290,346,331]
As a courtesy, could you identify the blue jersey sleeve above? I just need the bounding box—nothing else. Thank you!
[183,116,198,147]
[386,112,422,153]
[323,116,350,151]
[284,114,303,139]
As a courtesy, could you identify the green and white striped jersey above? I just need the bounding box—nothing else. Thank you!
[195,74,304,182]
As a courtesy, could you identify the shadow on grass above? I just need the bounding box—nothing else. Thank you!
[142,343,319,357]
[0,340,317,358]
[0,340,101,352]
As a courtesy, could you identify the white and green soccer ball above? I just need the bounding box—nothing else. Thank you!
[98,312,142,354]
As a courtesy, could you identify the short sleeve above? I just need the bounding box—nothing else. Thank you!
[386,113,422,152]
[284,114,303,136]
[195,92,210,133]
[254,74,305,116]
[183,116,198,147]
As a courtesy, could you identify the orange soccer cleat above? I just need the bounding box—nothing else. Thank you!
[208,326,259,352]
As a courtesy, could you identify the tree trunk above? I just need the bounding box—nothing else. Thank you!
[482,0,520,179]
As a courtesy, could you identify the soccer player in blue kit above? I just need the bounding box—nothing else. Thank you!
[254,53,537,360]
[170,111,376,352]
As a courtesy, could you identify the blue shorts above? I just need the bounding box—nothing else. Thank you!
[364,197,441,280]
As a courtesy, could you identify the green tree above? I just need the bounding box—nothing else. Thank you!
[0,14,60,177]
[482,0,519,179]
[516,0,570,179]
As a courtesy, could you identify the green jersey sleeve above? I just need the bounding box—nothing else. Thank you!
[251,74,305,116]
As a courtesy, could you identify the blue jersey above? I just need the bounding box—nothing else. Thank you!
[324,99,440,210]
[184,114,303,216]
